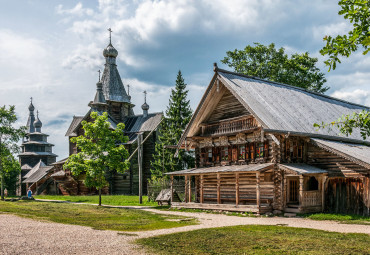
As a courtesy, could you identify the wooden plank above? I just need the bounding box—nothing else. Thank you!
[217,173,221,204]
[299,175,304,207]
[170,175,174,203]
[236,172,239,206]
[256,172,260,212]
[188,175,192,202]
[184,176,188,203]
[200,175,204,203]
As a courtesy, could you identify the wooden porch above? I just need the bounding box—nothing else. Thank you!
[168,163,274,215]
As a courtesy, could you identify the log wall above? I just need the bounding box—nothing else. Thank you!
[326,177,370,216]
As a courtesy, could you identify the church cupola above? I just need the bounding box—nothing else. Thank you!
[141,91,149,117]
[89,70,108,111]
[100,28,131,105]
[26,97,36,133]
[33,111,42,132]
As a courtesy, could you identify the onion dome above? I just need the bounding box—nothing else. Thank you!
[28,102,35,111]
[34,111,42,132]
[103,43,118,58]
[142,91,149,117]
[141,102,149,111]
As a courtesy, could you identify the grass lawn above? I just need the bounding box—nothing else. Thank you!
[34,195,157,206]
[302,213,370,225]
[137,225,370,255]
[0,201,197,231]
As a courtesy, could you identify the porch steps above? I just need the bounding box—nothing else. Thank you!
[284,212,297,217]
[284,207,300,213]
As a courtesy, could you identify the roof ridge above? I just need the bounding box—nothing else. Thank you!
[216,67,370,110]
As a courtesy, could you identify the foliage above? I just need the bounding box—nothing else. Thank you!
[0,105,26,200]
[151,71,194,178]
[64,112,130,205]
[0,201,197,231]
[314,110,370,139]
[302,213,370,225]
[321,0,370,70]
[34,195,157,206]
[2,151,21,195]
[138,225,370,255]
[222,43,329,93]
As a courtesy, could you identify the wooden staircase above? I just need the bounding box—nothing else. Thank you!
[284,204,299,217]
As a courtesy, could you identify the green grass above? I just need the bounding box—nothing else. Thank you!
[0,201,197,231]
[301,213,370,225]
[34,195,157,206]
[137,225,370,255]
[157,206,257,217]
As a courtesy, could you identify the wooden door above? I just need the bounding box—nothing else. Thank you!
[289,179,299,203]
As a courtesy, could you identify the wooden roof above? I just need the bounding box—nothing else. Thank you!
[166,163,273,175]
[279,163,328,175]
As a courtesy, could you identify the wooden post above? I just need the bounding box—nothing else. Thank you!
[170,175,174,204]
[299,175,304,208]
[200,175,204,203]
[188,176,192,202]
[138,133,143,204]
[256,172,260,213]
[217,173,221,204]
[321,175,327,212]
[235,173,240,206]
[184,176,188,203]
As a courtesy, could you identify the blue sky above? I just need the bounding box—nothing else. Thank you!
[1,0,369,159]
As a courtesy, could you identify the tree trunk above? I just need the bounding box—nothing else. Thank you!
[1,173,4,201]
[98,187,102,206]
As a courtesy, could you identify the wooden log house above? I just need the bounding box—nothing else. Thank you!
[167,64,370,216]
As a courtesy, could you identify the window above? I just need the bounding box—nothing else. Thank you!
[238,145,246,160]
[221,146,229,161]
[307,176,319,190]
[256,143,264,158]
[207,148,212,162]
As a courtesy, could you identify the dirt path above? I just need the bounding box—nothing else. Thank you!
[1,208,369,255]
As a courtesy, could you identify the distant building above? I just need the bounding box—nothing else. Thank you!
[17,100,57,195]
[51,32,162,195]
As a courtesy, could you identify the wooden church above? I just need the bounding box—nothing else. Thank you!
[168,64,370,216]
[46,32,162,195]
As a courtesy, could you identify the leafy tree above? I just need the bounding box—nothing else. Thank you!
[0,105,26,200]
[222,43,329,93]
[64,112,130,206]
[319,0,370,138]
[151,71,194,179]
[320,0,370,70]
[2,150,21,196]
[314,110,370,140]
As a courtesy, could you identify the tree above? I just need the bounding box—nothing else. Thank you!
[320,0,370,71]
[222,43,329,93]
[318,0,370,138]
[314,110,370,140]
[64,112,130,206]
[151,71,194,178]
[0,105,26,200]
[1,150,21,196]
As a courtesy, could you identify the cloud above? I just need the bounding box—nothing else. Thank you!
[56,3,94,17]
[331,89,370,107]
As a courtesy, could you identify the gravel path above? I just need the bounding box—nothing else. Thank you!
[1,208,369,255]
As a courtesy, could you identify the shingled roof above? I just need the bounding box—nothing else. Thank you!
[217,69,370,143]
[179,68,370,148]
[65,116,84,136]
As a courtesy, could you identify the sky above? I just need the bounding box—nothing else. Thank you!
[1,0,369,160]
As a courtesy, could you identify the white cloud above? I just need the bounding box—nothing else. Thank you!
[331,89,370,107]
[56,3,94,16]
[312,22,352,40]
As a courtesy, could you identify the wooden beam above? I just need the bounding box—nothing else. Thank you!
[217,173,221,204]
[321,175,327,212]
[184,176,188,203]
[200,175,204,203]
[188,176,192,203]
[170,175,174,204]
[256,172,260,213]
[235,173,239,206]
[138,133,143,204]
[299,175,304,208]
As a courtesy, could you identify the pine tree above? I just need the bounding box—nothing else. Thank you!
[151,71,194,178]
